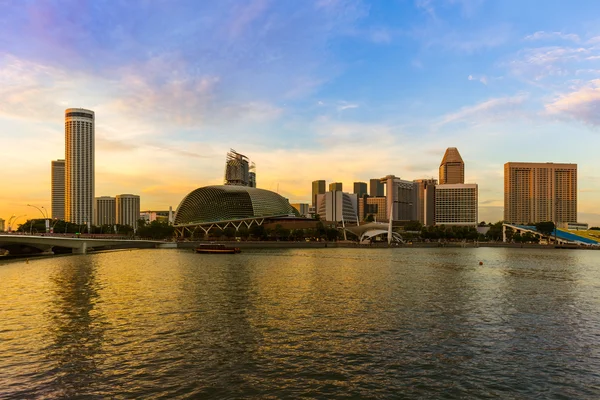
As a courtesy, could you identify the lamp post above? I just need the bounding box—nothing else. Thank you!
[9,214,27,232]
[27,204,50,233]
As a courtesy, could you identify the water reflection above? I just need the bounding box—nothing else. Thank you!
[44,257,106,398]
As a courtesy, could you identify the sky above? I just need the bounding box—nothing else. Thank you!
[1,0,600,226]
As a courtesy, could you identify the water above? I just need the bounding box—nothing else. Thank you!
[1,248,599,399]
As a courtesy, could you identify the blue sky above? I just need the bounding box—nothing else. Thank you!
[1,0,600,225]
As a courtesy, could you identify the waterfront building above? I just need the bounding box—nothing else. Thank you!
[224,149,253,186]
[116,194,141,230]
[173,185,298,237]
[291,203,310,217]
[504,162,577,224]
[353,182,367,197]
[311,180,326,207]
[439,147,465,185]
[316,191,358,224]
[381,175,418,221]
[65,108,95,227]
[95,196,116,226]
[434,184,478,226]
[414,178,437,226]
[358,196,387,222]
[369,179,385,197]
[51,159,65,220]
[329,182,343,192]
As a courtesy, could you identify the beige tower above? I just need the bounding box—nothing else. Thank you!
[65,108,95,227]
[51,159,65,219]
[504,162,577,224]
[116,194,141,230]
[439,147,465,184]
[95,196,116,226]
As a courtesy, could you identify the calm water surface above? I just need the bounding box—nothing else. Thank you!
[1,248,600,399]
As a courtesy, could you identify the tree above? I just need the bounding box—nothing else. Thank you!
[249,224,266,240]
[223,227,236,239]
[238,226,250,240]
[404,220,422,232]
[535,221,555,238]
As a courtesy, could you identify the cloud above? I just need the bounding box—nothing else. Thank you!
[337,102,359,111]
[524,31,580,42]
[545,79,600,125]
[468,74,488,85]
[437,93,528,127]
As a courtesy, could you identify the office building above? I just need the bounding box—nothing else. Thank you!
[116,194,141,230]
[439,147,465,184]
[224,149,253,186]
[316,191,358,224]
[369,179,385,197]
[291,203,310,217]
[504,162,577,224]
[353,182,367,197]
[381,175,418,221]
[248,162,256,188]
[329,182,343,192]
[0,218,4,232]
[414,178,437,226]
[435,184,478,226]
[51,159,65,219]
[95,196,116,226]
[65,108,95,227]
[358,196,387,222]
[311,180,326,207]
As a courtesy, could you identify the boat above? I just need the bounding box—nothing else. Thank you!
[194,244,241,254]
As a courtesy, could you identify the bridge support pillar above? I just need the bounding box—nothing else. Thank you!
[72,241,87,255]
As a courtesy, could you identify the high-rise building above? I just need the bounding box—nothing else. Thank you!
[439,147,465,185]
[414,178,437,226]
[224,149,251,186]
[311,180,326,207]
[353,182,367,197]
[65,108,95,227]
[358,197,387,222]
[95,196,116,226]
[435,184,478,226]
[316,191,358,224]
[381,175,418,221]
[51,159,65,219]
[116,194,141,230]
[291,203,310,217]
[369,179,384,197]
[504,162,577,224]
[329,182,343,192]
[249,162,257,188]
[0,218,5,232]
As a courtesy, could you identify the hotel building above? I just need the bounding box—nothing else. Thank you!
[504,162,577,224]
[95,196,116,226]
[116,194,141,230]
[51,159,65,219]
[435,184,478,226]
[381,175,418,221]
[65,108,95,227]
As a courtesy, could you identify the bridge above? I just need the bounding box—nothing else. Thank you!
[0,234,174,256]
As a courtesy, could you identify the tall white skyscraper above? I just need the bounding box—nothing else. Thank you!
[65,108,95,227]
[51,159,65,219]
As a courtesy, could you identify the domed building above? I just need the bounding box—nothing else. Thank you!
[174,185,298,236]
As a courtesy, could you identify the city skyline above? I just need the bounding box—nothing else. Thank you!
[2,1,600,225]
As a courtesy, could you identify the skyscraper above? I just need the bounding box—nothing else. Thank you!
[414,178,437,226]
[439,147,465,184]
[116,194,141,230]
[329,182,343,192]
[95,196,116,226]
[369,179,384,197]
[51,159,65,219]
[65,108,95,227]
[435,184,478,226]
[353,182,367,197]
[504,162,577,224]
[311,180,326,207]
[381,175,418,221]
